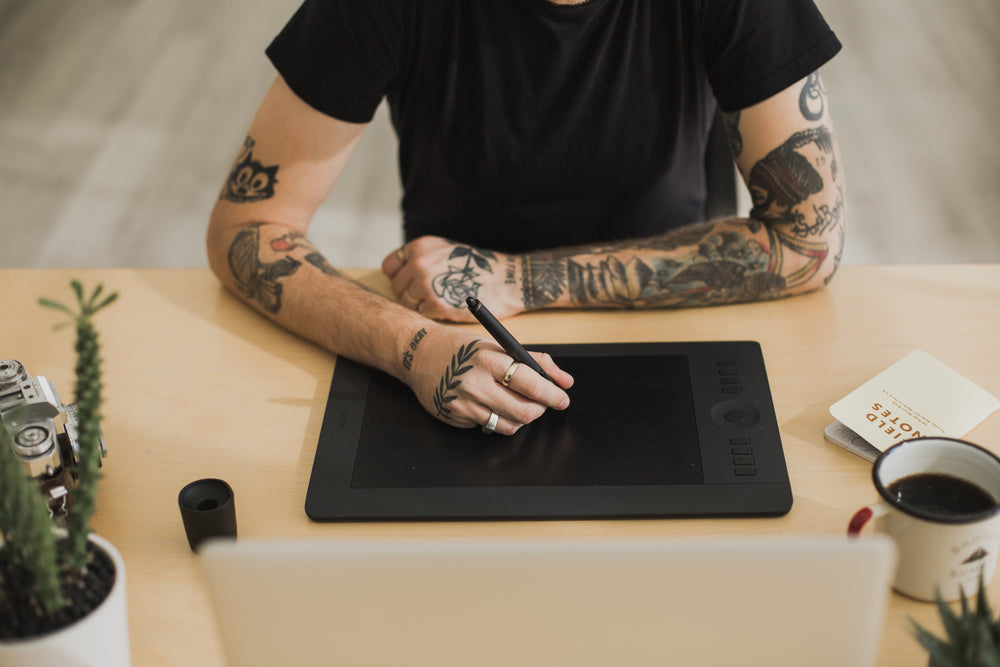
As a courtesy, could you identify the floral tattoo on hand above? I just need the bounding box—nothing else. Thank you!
[431,246,497,307]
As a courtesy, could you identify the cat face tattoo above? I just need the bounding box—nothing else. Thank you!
[221,135,279,203]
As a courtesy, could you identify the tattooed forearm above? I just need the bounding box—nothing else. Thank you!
[270,231,340,276]
[521,256,566,309]
[799,73,826,121]
[722,111,742,158]
[432,340,480,420]
[401,327,428,372]
[226,222,349,313]
[221,135,279,203]
[515,116,842,311]
[431,246,497,307]
[305,253,339,276]
[228,224,302,314]
[563,229,781,308]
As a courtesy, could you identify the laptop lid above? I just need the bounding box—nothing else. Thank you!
[199,535,896,667]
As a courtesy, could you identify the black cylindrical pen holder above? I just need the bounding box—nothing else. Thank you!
[178,478,237,552]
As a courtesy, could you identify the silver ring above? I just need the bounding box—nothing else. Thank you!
[482,411,499,434]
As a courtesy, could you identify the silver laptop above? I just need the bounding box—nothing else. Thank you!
[200,535,896,667]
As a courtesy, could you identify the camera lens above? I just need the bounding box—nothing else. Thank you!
[14,424,53,458]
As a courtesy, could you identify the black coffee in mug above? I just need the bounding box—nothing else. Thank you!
[887,473,998,518]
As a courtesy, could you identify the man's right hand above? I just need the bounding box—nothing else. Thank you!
[402,325,573,436]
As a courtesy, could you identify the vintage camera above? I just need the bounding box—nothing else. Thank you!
[0,359,106,518]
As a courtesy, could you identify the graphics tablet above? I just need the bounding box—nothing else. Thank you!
[305,341,792,521]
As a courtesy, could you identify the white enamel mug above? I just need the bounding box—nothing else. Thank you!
[848,437,1000,601]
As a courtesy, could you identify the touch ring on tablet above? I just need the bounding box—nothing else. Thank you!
[482,411,499,434]
[502,361,520,387]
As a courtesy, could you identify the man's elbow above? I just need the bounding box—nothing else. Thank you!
[795,221,845,296]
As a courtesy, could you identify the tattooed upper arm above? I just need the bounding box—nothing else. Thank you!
[221,136,280,204]
[734,72,843,288]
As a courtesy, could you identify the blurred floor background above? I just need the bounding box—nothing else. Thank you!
[1,0,998,269]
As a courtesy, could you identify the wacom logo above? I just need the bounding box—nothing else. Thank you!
[336,410,349,429]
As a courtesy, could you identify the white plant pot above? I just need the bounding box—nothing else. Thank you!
[0,533,131,666]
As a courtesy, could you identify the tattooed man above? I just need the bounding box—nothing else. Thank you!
[207,0,843,435]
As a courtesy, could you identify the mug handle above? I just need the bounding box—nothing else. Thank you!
[848,502,889,537]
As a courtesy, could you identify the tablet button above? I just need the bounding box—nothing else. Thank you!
[731,446,753,456]
[718,368,738,376]
[733,456,755,466]
[735,466,757,476]
[724,409,746,423]
[720,377,740,385]
[711,402,760,428]
[724,408,759,425]
[730,437,751,445]
[721,387,742,394]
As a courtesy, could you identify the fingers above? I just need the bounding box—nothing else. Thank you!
[383,244,425,311]
[470,352,571,434]
[380,244,407,279]
[466,404,523,437]
[498,357,570,411]
[382,242,433,313]
[531,351,575,391]
[434,350,569,436]
[381,237,499,320]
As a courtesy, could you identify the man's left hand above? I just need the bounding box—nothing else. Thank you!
[381,235,523,322]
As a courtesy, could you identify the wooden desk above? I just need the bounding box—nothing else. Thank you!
[1,266,998,665]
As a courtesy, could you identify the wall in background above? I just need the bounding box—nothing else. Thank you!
[0,0,997,269]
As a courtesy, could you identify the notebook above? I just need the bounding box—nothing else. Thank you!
[199,535,896,667]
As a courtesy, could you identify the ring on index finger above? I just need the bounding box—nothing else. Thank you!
[501,361,520,388]
[395,247,406,263]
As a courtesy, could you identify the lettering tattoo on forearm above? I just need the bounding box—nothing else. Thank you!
[431,245,497,307]
[799,73,826,121]
[432,340,480,421]
[228,224,301,314]
[401,327,428,372]
[221,135,279,203]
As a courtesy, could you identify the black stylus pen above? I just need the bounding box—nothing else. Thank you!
[466,297,554,383]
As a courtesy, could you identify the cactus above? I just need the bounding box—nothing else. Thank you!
[0,427,65,615]
[40,281,118,573]
[0,280,117,632]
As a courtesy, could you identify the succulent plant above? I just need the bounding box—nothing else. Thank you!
[912,575,1000,667]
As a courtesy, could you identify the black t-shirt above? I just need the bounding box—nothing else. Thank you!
[266,0,841,253]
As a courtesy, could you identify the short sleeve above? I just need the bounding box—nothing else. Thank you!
[700,0,842,112]
[265,0,406,123]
